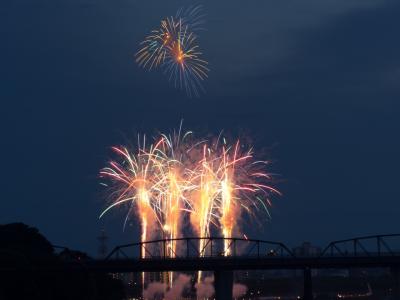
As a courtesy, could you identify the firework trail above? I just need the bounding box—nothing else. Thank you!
[215,140,282,256]
[156,128,196,287]
[176,5,205,33]
[99,141,161,252]
[186,143,219,283]
[99,138,167,291]
[158,127,192,255]
[219,145,236,256]
[135,6,209,97]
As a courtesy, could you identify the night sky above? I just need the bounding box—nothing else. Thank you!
[1,0,400,256]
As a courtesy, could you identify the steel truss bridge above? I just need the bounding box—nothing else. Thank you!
[4,234,400,300]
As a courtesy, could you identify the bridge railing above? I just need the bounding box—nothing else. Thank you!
[105,237,294,260]
[320,234,400,257]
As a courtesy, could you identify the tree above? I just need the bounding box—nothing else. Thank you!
[0,223,125,300]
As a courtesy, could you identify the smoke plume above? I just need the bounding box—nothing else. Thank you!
[165,274,191,300]
[233,283,248,298]
[143,282,167,299]
[195,276,215,299]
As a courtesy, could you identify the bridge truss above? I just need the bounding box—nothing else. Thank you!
[105,237,294,260]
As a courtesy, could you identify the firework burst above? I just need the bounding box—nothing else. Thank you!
[164,23,209,97]
[99,139,166,252]
[135,17,181,70]
[135,6,209,97]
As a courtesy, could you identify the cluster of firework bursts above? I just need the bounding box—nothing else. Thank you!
[135,6,209,97]
[100,127,279,280]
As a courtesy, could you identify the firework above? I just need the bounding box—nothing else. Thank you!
[219,145,236,256]
[100,129,279,284]
[99,139,166,291]
[135,6,209,97]
[158,129,194,256]
[163,23,209,97]
[156,129,196,287]
[135,17,181,70]
[214,141,281,256]
[99,139,165,255]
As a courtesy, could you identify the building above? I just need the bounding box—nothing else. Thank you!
[292,242,322,257]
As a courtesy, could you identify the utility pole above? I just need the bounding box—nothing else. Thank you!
[97,229,108,259]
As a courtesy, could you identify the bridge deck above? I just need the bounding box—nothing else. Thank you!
[3,255,400,273]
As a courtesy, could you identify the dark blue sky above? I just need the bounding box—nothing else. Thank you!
[1,0,399,255]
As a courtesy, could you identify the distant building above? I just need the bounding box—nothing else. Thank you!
[292,242,322,277]
[292,242,321,257]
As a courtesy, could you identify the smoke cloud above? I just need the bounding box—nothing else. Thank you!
[143,282,167,299]
[233,283,247,298]
[195,276,215,299]
[143,274,246,299]
[165,274,191,300]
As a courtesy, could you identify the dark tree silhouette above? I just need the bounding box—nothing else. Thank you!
[0,223,54,258]
[0,223,125,300]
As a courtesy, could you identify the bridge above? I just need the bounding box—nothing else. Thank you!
[4,235,400,299]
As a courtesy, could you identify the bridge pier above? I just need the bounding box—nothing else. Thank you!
[391,267,400,300]
[214,270,233,300]
[303,267,313,300]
